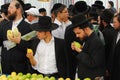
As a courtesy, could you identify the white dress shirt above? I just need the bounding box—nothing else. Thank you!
[116,31,120,43]
[32,36,58,74]
[52,19,71,39]
[12,18,23,30]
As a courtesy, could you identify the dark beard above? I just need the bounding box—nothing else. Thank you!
[8,13,16,20]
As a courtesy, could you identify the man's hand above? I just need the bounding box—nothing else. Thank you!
[7,31,21,44]
[26,48,34,59]
[71,42,82,53]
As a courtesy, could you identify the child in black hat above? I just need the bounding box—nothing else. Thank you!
[9,16,69,79]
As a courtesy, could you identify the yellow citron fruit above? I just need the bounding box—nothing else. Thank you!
[11,72,16,77]
[58,77,64,80]
[7,30,13,37]
[65,78,71,80]
[84,78,91,80]
[27,48,33,54]
[12,27,19,37]
[74,41,81,48]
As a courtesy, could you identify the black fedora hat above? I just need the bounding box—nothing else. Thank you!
[92,1,105,9]
[31,16,58,31]
[72,1,90,15]
[70,14,92,29]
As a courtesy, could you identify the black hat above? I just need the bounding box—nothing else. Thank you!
[24,3,32,10]
[92,1,105,9]
[31,16,58,31]
[89,7,98,20]
[72,1,90,15]
[0,3,10,14]
[100,9,114,23]
[70,14,92,29]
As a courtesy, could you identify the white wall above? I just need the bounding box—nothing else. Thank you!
[0,0,5,9]
[24,0,51,16]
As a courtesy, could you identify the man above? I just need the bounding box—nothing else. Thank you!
[25,8,40,24]
[64,1,90,80]
[99,9,116,75]
[0,0,32,74]
[9,16,68,78]
[52,4,71,39]
[0,3,10,25]
[70,14,105,80]
[108,13,120,80]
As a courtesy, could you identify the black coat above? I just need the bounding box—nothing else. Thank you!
[20,37,68,78]
[77,32,105,80]
[64,26,80,80]
[0,19,32,74]
[102,24,115,65]
[109,31,120,80]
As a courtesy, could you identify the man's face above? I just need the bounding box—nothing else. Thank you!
[113,17,120,30]
[8,1,17,20]
[37,31,47,40]
[73,27,87,41]
[59,8,69,21]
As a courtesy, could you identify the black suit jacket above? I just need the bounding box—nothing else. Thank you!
[0,19,32,74]
[109,31,120,80]
[20,37,68,78]
[77,32,105,80]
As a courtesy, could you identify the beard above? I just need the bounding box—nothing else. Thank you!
[8,12,17,20]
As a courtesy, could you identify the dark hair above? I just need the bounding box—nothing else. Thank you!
[51,3,62,14]
[54,4,67,17]
[14,0,24,15]
[108,1,114,7]
[0,3,10,15]
[114,13,120,22]
[39,8,46,13]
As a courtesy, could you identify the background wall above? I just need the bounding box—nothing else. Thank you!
[0,0,120,15]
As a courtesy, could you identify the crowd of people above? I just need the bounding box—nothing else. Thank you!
[0,0,120,80]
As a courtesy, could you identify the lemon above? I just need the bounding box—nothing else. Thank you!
[11,72,16,77]
[65,78,71,80]
[27,48,33,54]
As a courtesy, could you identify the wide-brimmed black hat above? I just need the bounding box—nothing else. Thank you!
[70,14,92,29]
[92,1,105,9]
[72,1,90,15]
[100,9,114,23]
[31,16,58,31]
[89,7,98,20]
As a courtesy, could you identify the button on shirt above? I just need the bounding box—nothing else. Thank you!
[32,36,58,74]
[52,19,66,39]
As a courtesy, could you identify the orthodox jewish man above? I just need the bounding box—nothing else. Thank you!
[70,14,105,80]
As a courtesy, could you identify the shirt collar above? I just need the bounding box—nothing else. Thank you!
[13,18,23,26]
[41,36,55,44]
[54,18,62,26]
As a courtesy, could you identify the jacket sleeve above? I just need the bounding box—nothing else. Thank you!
[76,40,105,68]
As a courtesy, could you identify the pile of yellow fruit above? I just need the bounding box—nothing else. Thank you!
[0,72,91,80]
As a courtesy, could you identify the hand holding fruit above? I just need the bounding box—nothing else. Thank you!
[26,48,34,59]
[71,41,82,53]
[7,27,21,44]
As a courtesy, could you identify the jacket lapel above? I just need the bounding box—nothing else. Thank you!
[54,38,59,63]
